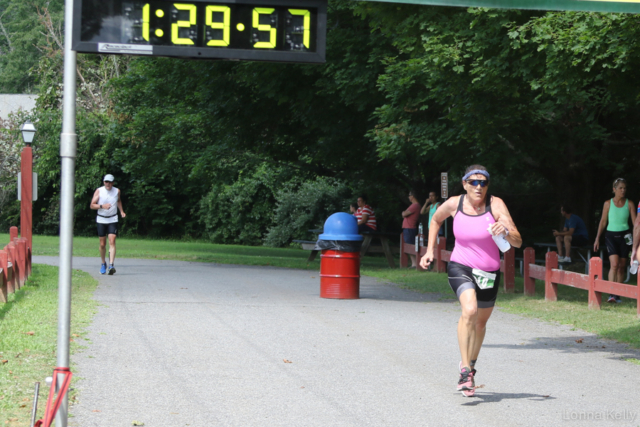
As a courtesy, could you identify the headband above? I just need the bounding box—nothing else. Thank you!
[462,170,490,181]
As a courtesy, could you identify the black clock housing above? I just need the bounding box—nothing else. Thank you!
[73,0,327,63]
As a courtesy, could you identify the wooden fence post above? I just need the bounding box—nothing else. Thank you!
[9,226,18,242]
[545,251,558,302]
[8,242,21,290]
[588,257,602,310]
[503,247,515,293]
[399,234,408,268]
[436,237,447,273]
[3,246,15,294]
[16,238,26,285]
[523,247,536,296]
[26,244,31,277]
[0,250,7,303]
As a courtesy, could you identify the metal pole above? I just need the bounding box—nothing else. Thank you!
[30,382,40,427]
[56,0,77,425]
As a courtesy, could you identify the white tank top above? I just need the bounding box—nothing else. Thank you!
[96,186,119,224]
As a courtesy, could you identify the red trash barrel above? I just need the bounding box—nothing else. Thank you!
[320,249,360,299]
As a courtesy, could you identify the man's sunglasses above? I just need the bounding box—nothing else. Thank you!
[466,179,489,188]
[104,181,113,184]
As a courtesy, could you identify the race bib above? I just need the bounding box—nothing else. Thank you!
[472,268,496,290]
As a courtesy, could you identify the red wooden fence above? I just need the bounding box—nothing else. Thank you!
[1,226,32,303]
[530,250,639,318]
[401,241,639,317]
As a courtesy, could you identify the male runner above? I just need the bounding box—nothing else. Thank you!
[90,174,126,275]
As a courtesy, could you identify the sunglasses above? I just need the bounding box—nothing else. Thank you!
[104,181,113,184]
[466,179,488,188]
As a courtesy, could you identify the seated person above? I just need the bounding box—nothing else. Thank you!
[349,202,358,216]
[553,204,589,263]
[355,195,377,233]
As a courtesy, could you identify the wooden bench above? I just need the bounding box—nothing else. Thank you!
[534,242,602,275]
[292,240,319,262]
[361,231,398,268]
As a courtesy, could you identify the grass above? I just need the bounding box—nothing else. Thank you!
[367,267,640,349]
[1,234,393,271]
[0,264,98,427]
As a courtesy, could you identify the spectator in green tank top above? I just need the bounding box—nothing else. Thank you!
[594,178,637,303]
[421,191,444,236]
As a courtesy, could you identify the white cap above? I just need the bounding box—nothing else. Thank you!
[103,174,115,182]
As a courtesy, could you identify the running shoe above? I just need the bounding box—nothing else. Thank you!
[458,366,474,394]
[607,295,617,303]
[100,263,107,275]
[614,296,622,304]
[459,362,475,386]
[108,264,116,275]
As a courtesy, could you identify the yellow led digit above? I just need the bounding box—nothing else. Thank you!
[252,8,276,49]
[172,3,197,45]
[288,9,310,48]
[142,3,150,41]
[205,5,231,46]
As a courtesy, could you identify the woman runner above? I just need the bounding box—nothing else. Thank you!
[419,165,522,397]
[593,178,636,303]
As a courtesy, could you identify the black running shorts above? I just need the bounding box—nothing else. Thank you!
[448,261,501,308]
[97,223,118,237]
[605,230,630,258]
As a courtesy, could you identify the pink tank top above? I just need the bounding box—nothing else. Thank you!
[450,195,501,271]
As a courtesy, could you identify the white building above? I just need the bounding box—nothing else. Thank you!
[0,94,37,120]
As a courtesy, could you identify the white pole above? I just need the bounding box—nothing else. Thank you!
[56,0,77,425]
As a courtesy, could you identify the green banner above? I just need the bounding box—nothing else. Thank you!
[363,0,640,13]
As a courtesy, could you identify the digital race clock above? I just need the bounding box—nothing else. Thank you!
[72,0,327,63]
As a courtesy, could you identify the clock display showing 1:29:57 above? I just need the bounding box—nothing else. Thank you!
[74,0,327,62]
[124,1,316,52]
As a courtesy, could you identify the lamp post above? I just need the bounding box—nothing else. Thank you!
[19,119,36,250]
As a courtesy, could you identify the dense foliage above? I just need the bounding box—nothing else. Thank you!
[2,1,640,246]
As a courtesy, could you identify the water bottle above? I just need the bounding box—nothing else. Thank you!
[415,235,419,253]
[418,223,424,246]
[630,260,639,275]
[488,225,511,253]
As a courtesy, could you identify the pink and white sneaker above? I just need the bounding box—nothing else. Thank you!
[458,362,476,397]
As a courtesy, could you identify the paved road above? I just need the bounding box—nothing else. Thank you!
[34,256,640,427]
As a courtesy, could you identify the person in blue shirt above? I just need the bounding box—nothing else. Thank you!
[553,205,589,263]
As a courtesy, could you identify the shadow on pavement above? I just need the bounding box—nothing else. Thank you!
[484,336,640,360]
[461,392,557,405]
[359,282,445,303]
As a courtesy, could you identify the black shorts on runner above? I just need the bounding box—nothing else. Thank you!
[97,223,118,237]
[605,230,630,258]
[448,261,501,308]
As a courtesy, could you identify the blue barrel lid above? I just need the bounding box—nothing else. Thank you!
[318,212,363,241]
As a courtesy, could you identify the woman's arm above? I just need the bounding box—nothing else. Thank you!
[419,197,458,268]
[490,197,523,248]
[594,201,610,251]
[420,200,431,215]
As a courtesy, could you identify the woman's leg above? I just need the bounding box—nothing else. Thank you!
[616,258,628,283]
[457,288,478,369]
[471,307,494,362]
[608,254,619,282]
